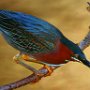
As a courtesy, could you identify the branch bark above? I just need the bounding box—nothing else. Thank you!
[0,65,58,90]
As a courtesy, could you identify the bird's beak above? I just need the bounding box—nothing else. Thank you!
[71,54,82,62]
[71,56,82,62]
[71,55,90,68]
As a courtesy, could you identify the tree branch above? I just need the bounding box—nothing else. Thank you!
[0,65,58,90]
[79,30,90,50]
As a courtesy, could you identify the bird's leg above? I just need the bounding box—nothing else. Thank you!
[13,53,34,63]
[16,60,44,76]
[18,60,54,77]
[43,65,54,77]
[13,53,44,65]
[13,53,54,76]
[13,53,44,76]
[22,54,54,76]
[21,54,48,65]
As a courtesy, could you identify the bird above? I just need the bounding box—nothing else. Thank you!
[0,10,90,76]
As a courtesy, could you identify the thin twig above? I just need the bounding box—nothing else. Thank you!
[79,30,90,50]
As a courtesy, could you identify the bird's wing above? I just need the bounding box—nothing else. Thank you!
[0,10,63,54]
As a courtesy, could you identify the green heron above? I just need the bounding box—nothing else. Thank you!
[0,10,90,76]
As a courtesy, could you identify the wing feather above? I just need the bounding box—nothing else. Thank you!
[0,10,63,54]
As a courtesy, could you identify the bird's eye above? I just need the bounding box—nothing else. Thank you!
[74,54,79,58]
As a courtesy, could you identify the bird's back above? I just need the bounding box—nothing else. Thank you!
[0,10,64,55]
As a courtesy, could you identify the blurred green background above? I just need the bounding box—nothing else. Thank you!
[0,0,90,90]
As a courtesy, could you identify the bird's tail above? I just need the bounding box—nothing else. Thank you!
[0,10,20,35]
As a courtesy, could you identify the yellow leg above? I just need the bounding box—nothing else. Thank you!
[21,54,47,65]
[13,53,54,76]
[13,53,44,76]
[13,53,44,65]
[13,53,34,63]
[17,60,44,76]
[21,54,31,61]
[21,54,54,76]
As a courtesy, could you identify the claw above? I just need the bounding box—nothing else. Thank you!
[33,65,54,77]
[13,54,54,77]
[43,65,53,77]
[13,53,21,63]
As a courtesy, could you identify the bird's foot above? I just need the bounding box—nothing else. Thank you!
[13,53,32,63]
[13,54,54,77]
[22,54,36,62]
[21,54,30,61]
[15,60,44,77]
[13,53,22,63]
[43,65,54,77]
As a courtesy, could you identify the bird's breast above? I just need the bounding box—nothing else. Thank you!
[33,40,74,64]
